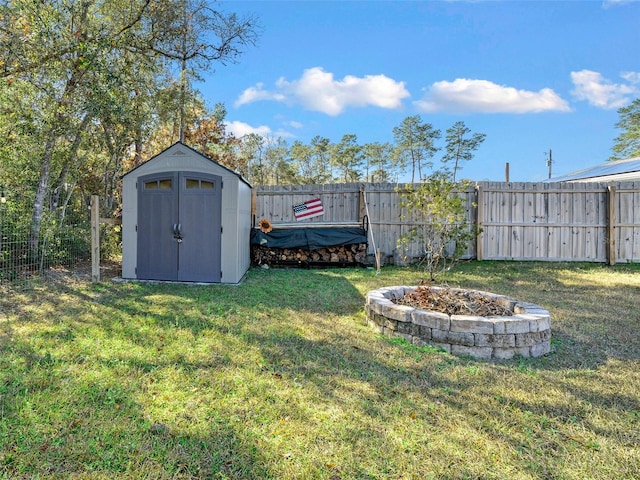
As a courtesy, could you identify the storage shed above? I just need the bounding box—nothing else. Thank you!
[121,142,252,284]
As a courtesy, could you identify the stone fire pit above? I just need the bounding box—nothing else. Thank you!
[365,286,551,360]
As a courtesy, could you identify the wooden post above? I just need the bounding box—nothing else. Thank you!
[607,185,616,266]
[505,163,510,183]
[251,189,257,227]
[91,195,100,282]
[476,185,484,261]
[358,184,366,224]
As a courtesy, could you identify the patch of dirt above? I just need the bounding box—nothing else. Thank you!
[394,285,514,317]
[44,259,122,284]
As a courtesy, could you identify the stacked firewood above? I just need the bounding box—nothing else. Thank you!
[252,243,368,267]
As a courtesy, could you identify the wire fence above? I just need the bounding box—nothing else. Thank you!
[0,204,103,288]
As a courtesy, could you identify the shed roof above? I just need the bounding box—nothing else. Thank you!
[122,141,252,188]
[544,156,640,183]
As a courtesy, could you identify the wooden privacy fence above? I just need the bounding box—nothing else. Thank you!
[253,181,640,265]
[476,182,640,264]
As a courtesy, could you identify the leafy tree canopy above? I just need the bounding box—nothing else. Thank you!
[611,98,640,160]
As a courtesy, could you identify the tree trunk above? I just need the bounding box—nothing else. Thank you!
[29,136,57,256]
[51,113,91,217]
[28,63,84,255]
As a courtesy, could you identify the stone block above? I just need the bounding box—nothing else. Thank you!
[376,286,398,297]
[451,345,493,359]
[529,315,551,332]
[474,333,515,348]
[381,303,414,322]
[503,318,532,334]
[515,332,543,347]
[514,302,548,315]
[383,318,398,331]
[451,316,494,334]
[383,286,410,300]
[531,340,551,357]
[411,310,450,330]
[514,346,531,358]
[493,321,506,334]
[397,320,416,335]
[382,326,395,337]
[492,348,516,360]
[367,298,392,315]
[365,292,387,305]
[432,329,475,347]
[417,325,432,340]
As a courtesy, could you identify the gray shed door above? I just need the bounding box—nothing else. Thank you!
[137,171,222,282]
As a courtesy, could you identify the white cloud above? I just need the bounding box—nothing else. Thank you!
[621,71,640,84]
[284,120,303,129]
[224,121,272,138]
[234,67,410,115]
[414,78,571,114]
[602,0,634,9]
[234,83,287,107]
[224,121,296,140]
[570,70,638,109]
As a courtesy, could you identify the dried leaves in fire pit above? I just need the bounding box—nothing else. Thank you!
[395,286,514,317]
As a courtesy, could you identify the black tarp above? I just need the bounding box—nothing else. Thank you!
[251,227,368,251]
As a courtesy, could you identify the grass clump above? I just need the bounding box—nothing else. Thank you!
[0,262,639,479]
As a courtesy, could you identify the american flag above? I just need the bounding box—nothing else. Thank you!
[293,198,325,221]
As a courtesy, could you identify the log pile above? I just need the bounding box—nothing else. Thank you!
[252,243,368,267]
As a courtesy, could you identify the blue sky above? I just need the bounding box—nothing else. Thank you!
[198,0,640,182]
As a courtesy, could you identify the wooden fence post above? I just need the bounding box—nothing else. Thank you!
[251,189,257,227]
[476,185,484,261]
[607,185,616,266]
[358,184,366,224]
[91,195,100,282]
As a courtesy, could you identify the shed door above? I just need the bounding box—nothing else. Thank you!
[137,171,222,282]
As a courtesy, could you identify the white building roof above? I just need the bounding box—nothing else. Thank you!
[545,156,640,183]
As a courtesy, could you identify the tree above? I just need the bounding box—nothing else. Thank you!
[148,0,260,141]
[363,142,395,182]
[331,134,363,182]
[309,136,332,184]
[289,141,313,184]
[393,115,440,182]
[290,136,332,184]
[611,98,640,160]
[263,137,295,185]
[397,171,476,281]
[184,102,226,153]
[0,0,259,255]
[441,121,486,181]
[240,133,265,184]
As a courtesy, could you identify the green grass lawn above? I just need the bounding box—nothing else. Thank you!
[1,262,639,479]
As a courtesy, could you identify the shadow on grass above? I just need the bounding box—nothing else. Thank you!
[1,263,639,478]
[0,333,273,478]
